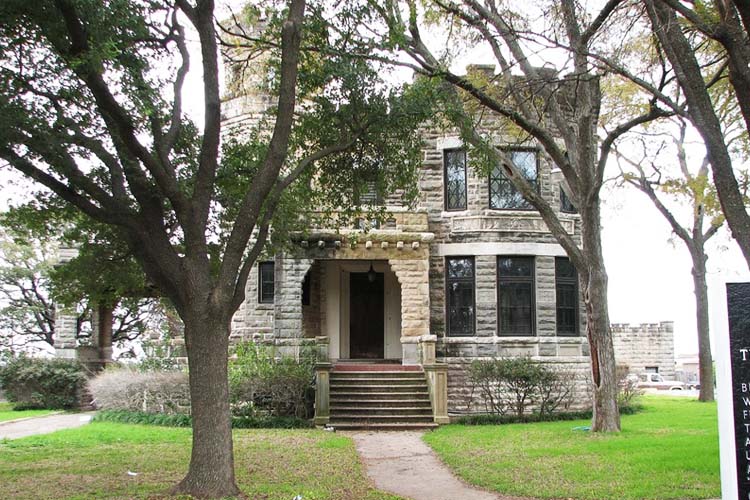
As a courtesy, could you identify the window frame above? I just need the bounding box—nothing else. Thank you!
[497,256,536,336]
[444,148,468,211]
[445,256,476,336]
[258,261,275,304]
[488,147,539,211]
[555,257,579,336]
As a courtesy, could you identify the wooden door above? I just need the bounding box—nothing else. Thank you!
[349,272,384,359]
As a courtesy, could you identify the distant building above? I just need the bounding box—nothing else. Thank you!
[612,322,676,379]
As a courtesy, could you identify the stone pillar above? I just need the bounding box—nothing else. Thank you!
[54,305,78,359]
[274,256,314,357]
[389,258,431,365]
[421,335,449,424]
[313,336,332,426]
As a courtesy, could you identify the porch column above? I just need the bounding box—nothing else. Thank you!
[54,305,78,359]
[273,256,314,358]
[388,258,430,365]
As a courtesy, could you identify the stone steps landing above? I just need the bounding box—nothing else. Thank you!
[328,368,437,430]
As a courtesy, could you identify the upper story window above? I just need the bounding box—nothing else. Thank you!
[497,256,535,336]
[444,149,467,211]
[489,149,538,210]
[560,186,577,213]
[258,261,275,304]
[446,257,475,336]
[555,257,578,336]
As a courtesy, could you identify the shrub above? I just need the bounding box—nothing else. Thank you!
[93,409,313,429]
[468,357,577,418]
[616,364,643,411]
[454,409,593,425]
[88,366,190,414]
[229,342,315,419]
[0,356,87,409]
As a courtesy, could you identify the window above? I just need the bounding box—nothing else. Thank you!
[446,257,475,335]
[645,366,659,374]
[489,149,538,210]
[444,149,467,211]
[560,186,577,213]
[555,257,578,336]
[258,261,275,304]
[497,256,535,336]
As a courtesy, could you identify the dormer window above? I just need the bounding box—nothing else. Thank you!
[489,149,538,210]
[444,148,467,211]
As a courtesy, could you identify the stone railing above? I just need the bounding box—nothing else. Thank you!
[313,336,332,426]
[304,210,430,233]
[419,335,450,424]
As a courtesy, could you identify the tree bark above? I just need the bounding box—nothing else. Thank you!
[172,315,239,499]
[580,200,621,432]
[690,249,715,401]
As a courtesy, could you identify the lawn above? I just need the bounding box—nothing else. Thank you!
[0,402,56,422]
[0,422,401,500]
[424,396,720,499]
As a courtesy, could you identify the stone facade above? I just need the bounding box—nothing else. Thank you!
[612,322,676,379]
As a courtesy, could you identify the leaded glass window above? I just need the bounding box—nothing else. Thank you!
[444,149,467,211]
[258,261,275,304]
[555,257,578,336]
[498,256,535,336]
[560,186,577,213]
[489,149,538,210]
[446,257,475,336]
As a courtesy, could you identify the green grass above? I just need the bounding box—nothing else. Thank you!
[0,422,402,500]
[424,396,719,499]
[0,402,56,422]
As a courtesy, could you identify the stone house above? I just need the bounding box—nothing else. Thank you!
[222,59,592,428]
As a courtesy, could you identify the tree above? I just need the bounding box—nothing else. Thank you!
[363,0,675,431]
[0,0,429,496]
[617,119,740,402]
[640,0,750,268]
[0,206,158,356]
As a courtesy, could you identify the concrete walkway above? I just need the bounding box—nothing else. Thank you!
[350,431,527,500]
[0,412,95,440]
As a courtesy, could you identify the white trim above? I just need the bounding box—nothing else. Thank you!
[435,242,567,257]
[436,136,463,150]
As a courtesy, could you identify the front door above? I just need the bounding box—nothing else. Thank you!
[349,272,384,359]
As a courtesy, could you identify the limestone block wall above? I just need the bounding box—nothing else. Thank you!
[301,261,321,338]
[230,260,275,343]
[612,322,676,379]
[445,358,592,415]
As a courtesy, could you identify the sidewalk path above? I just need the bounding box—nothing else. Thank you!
[350,431,528,500]
[0,412,95,440]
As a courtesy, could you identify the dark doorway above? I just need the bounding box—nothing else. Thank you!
[349,272,385,359]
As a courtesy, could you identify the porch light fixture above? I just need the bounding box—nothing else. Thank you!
[367,261,377,283]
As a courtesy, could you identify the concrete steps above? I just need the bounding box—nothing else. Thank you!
[327,368,437,430]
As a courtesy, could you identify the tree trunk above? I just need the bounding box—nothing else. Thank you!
[172,316,239,499]
[691,250,715,402]
[580,201,621,432]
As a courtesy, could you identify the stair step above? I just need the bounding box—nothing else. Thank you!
[330,377,426,383]
[330,391,429,397]
[329,413,435,420]
[330,407,433,415]
[330,383,427,392]
[330,399,432,406]
[328,422,439,430]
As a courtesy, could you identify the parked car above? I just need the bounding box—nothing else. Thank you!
[636,373,686,391]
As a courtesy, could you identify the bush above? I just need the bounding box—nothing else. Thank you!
[616,364,644,411]
[229,342,315,419]
[88,366,190,414]
[93,409,313,429]
[454,409,593,425]
[468,357,577,418]
[0,356,87,409]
